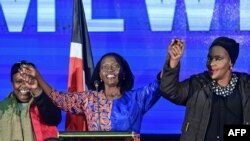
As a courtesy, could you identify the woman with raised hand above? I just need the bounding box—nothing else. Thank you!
[20,52,162,141]
[160,37,250,141]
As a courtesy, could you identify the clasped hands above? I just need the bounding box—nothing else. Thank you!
[168,38,185,68]
[19,64,42,97]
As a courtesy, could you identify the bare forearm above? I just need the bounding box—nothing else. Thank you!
[169,59,180,69]
[36,71,53,96]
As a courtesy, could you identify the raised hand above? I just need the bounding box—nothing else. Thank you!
[19,64,43,96]
[19,64,53,96]
[167,38,185,68]
[19,64,37,78]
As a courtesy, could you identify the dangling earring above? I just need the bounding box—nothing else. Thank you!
[230,63,233,70]
[100,79,103,83]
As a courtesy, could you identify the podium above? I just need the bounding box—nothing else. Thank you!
[58,131,136,141]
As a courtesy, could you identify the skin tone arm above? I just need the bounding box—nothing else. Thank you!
[17,71,43,97]
[19,65,53,96]
[19,64,86,115]
[168,39,185,68]
[19,65,62,125]
[159,39,188,105]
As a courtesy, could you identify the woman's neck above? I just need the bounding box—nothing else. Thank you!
[104,86,121,100]
[217,72,232,87]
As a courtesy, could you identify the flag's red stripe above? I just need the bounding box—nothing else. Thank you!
[68,57,84,92]
[66,57,88,131]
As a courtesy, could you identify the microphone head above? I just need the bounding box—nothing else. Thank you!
[94,80,99,88]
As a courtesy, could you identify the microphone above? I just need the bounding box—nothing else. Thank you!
[94,80,99,92]
[94,80,101,131]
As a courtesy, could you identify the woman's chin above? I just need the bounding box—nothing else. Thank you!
[17,93,31,103]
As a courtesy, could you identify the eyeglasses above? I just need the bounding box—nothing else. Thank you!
[101,64,120,71]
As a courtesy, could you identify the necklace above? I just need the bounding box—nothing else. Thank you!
[211,73,238,97]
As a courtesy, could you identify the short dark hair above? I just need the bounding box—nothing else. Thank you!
[11,60,35,82]
[90,52,134,94]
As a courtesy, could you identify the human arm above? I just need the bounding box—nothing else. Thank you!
[19,64,53,97]
[48,90,90,114]
[134,73,162,114]
[168,38,185,68]
[19,64,90,114]
[160,39,190,105]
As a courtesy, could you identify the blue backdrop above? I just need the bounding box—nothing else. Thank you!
[1,0,250,134]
